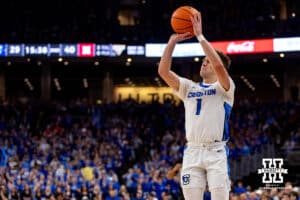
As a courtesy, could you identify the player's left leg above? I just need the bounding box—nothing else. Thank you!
[210,187,229,200]
[205,145,231,200]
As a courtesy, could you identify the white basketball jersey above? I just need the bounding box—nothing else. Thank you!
[174,77,235,144]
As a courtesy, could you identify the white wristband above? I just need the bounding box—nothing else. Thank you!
[197,34,206,42]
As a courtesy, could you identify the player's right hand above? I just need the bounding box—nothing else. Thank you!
[191,12,202,37]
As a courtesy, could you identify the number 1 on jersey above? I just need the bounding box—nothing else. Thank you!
[195,98,202,115]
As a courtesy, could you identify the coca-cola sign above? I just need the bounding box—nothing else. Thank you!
[212,39,274,55]
[227,41,255,53]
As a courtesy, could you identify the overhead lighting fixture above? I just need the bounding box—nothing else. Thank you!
[53,78,62,91]
[291,13,296,18]
[270,15,275,20]
[24,78,34,91]
[94,61,99,66]
[27,58,31,62]
[63,61,69,66]
[270,74,280,88]
[194,57,200,62]
[125,62,131,66]
[58,57,63,62]
[7,61,12,66]
[37,61,42,66]
[240,75,255,91]
[279,53,285,58]
[127,57,132,63]
[262,58,268,63]
[83,78,88,88]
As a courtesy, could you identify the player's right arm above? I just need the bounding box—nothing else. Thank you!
[158,33,192,91]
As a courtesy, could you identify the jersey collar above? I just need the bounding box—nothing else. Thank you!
[199,82,211,88]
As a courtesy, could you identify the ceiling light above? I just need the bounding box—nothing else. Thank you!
[94,61,99,66]
[127,57,132,63]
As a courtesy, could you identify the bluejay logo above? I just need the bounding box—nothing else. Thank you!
[182,174,190,185]
[258,158,288,184]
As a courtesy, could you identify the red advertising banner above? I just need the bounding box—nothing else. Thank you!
[212,39,274,54]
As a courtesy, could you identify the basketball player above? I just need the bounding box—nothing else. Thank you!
[158,11,235,200]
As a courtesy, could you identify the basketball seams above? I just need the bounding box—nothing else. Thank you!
[180,7,196,16]
[171,17,191,22]
[174,25,193,30]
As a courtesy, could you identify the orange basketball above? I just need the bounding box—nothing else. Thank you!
[171,6,199,34]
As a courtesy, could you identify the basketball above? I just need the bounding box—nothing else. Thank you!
[171,6,199,34]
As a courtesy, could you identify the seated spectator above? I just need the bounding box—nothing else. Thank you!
[234,181,247,195]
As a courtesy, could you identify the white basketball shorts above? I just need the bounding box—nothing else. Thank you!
[180,141,231,191]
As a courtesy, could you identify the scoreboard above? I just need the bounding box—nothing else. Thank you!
[0,43,129,57]
[0,37,299,58]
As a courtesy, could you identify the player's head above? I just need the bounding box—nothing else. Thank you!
[200,50,231,79]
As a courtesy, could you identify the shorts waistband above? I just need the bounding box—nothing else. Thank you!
[187,140,227,148]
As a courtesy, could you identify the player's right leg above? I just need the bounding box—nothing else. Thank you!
[181,146,206,200]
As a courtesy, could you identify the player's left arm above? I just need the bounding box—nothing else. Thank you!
[191,12,231,91]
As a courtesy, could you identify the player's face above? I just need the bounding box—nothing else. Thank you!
[200,57,215,78]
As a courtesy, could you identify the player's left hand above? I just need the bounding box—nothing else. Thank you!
[190,12,202,37]
[169,32,193,43]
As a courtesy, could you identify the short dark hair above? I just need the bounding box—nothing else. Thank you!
[291,191,299,198]
[216,50,231,70]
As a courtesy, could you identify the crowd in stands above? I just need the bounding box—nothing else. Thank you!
[0,98,299,199]
[0,0,299,43]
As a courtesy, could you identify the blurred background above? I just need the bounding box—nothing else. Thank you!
[0,0,299,200]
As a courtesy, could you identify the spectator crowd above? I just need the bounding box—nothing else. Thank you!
[0,98,299,199]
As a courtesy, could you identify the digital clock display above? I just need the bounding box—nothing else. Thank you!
[25,44,48,56]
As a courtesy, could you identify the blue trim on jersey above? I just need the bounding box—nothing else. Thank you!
[199,82,210,88]
[225,145,230,177]
[222,102,232,141]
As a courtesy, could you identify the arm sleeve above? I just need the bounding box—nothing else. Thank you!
[172,77,192,100]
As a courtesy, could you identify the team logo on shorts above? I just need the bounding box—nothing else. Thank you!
[182,174,190,185]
